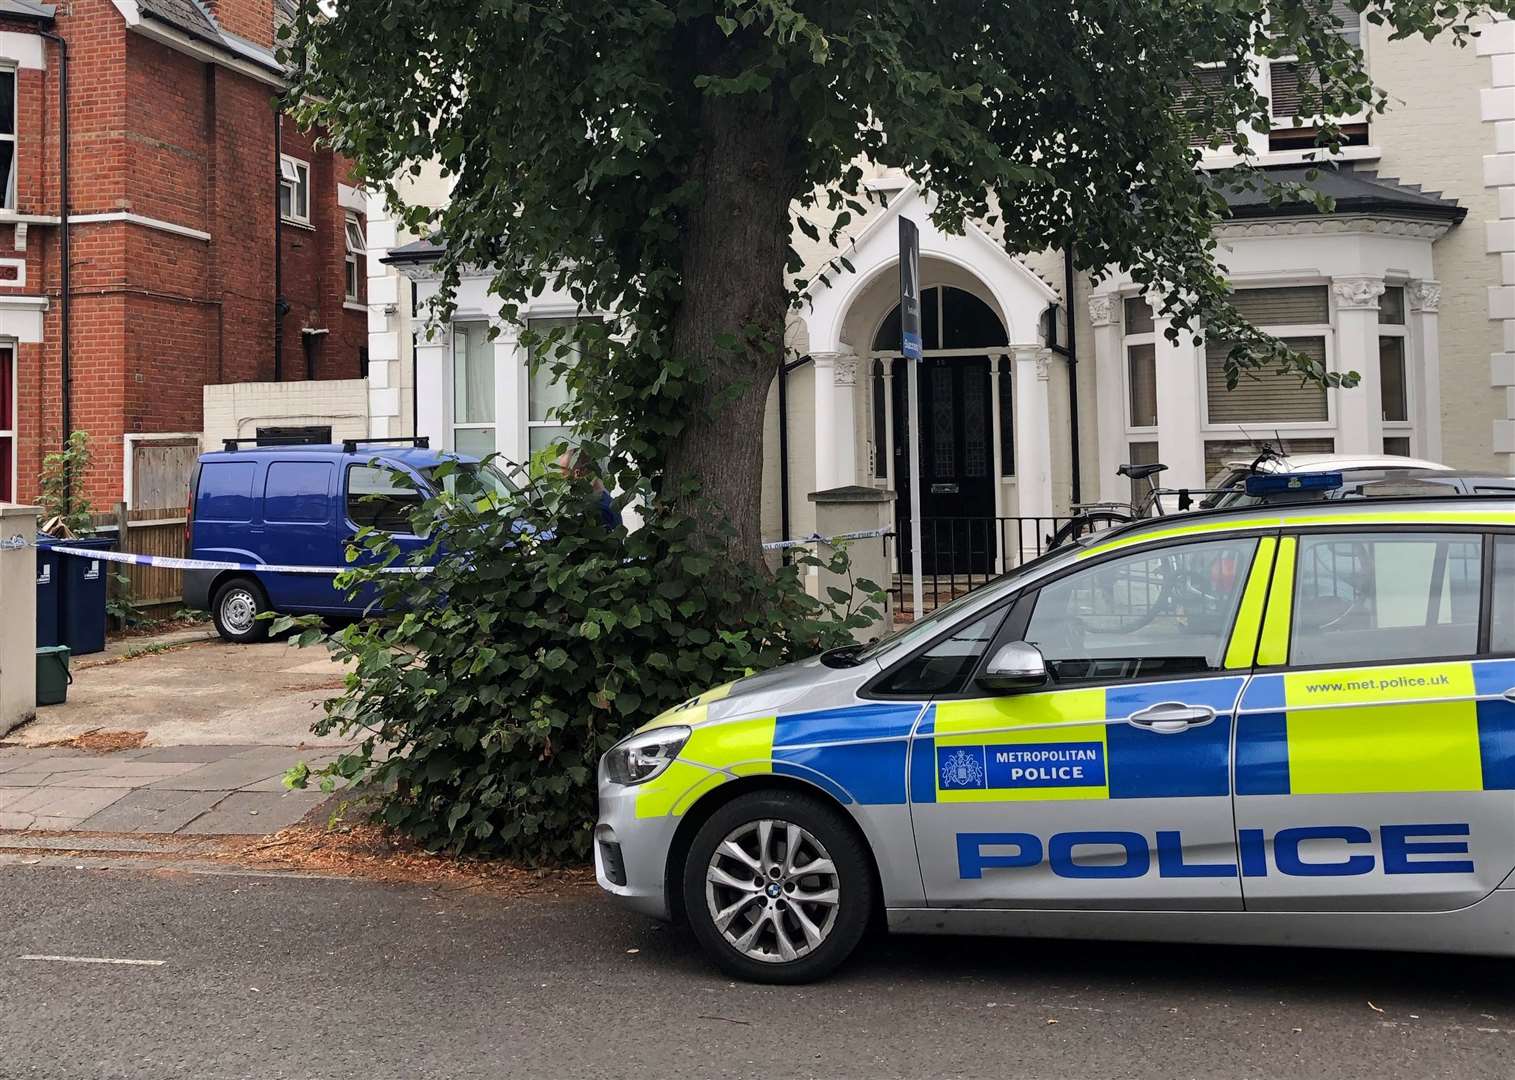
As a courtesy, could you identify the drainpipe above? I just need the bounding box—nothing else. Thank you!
[40,29,69,458]
[1063,244,1082,505]
[273,108,285,381]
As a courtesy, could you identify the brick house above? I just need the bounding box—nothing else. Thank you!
[0,0,365,507]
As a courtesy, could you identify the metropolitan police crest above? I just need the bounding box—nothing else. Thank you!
[940,748,985,789]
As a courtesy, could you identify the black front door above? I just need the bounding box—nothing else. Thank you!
[893,355,996,574]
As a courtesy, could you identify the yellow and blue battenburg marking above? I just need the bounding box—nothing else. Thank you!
[909,676,1243,804]
[1235,658,1515,795]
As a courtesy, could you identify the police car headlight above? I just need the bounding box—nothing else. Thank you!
[603,726,691,786]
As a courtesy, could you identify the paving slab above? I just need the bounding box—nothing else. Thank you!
[149,747,312,792]
[2,786,126,820]
[75,789,227,833]
[177,790,328,835]
[132,744,258,764]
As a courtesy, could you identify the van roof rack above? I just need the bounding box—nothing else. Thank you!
[341,436,431,454]
[220,436,330,451]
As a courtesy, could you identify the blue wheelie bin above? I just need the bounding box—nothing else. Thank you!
[57,535,115,656]
[34,535,61,648]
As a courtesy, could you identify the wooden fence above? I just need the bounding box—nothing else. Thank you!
[88,504,189,620]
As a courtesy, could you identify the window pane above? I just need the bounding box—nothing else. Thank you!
[346,465,424,534]
[1127,441,1158,505]
[1026,537,1259,682]
[0,140,15,210]
[295,168,308,218]
[278,183,292,220]
[1491,537,1515,654]
[1178,64,1236,147]
[1231,286,1329,326]
[1123,297,1154,336]
[1206,337,1328,423]
[345,258,359,300]
[264,461,333,524]
[527,318,580,423]
[0,71,15,135]
[280,157,300,183]
[1379,286,1405,326]
[1379,336,1407,422]
[1292,533,1482,665]
[453,427,496,458]
[0,434,9,501]
[528,425,572,455]
[941,286,1008,349]
[1383,436,1411,457]
[873,607,1008,696]
[452,323,494,425]
[345,217,364,253]
[1127,343,1157,427]
[0,346,11,430]
[998,356,1014,476]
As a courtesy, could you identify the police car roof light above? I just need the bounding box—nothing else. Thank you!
[1243,471,1344,497]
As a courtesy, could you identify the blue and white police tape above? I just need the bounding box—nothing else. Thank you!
[35,542,427,576]
[761,527,893,552]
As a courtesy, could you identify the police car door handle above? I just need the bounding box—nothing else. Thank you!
[1126,702,1215,733]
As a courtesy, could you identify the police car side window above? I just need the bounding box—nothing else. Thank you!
[1023,537,1258,684]
[873,608,1009,696]
[1487,536,1515,654]
[1291,532,1482,665]
[346,465,424,534]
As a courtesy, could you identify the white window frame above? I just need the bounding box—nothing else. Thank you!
[343,213,363,302]
[0,341,14,501]
[279,154,310,226]
[1378,281,1413,452]
[1121,298,1159,438]
[0,66,15,211]
[449,320,496,454]
[1198,280,1338,444]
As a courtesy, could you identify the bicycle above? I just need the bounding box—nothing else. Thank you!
[1044,462,1203,550]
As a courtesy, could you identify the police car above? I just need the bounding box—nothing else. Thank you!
[595,482,1515,982]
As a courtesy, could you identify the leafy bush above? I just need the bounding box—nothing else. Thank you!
[39,430,95,538]
[285,460,882,863]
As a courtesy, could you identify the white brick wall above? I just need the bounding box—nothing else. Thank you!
[202,380,371,451]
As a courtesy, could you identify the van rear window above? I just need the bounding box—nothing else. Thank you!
[195,462,257,522]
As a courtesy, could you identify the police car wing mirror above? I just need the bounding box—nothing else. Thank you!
[977,641,1048,693]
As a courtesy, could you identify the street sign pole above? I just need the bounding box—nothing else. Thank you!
[899,217,925,621]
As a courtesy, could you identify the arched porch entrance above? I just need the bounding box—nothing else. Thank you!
[870,286,1011,573]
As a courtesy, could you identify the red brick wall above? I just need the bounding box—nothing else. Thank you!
[1,0,366,506]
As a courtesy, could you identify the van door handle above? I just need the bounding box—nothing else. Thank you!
[1503,688,1515,704]
[1126,702,1216,734]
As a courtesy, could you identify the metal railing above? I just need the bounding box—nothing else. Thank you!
[890,516,1072,620]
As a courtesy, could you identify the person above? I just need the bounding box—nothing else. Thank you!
[558,448,622,529]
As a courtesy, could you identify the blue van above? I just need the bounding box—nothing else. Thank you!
[183,438,512,642]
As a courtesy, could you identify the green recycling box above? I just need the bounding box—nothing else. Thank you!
[36,645,71,707]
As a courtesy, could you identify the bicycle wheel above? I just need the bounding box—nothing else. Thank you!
[1045,509,1134,550]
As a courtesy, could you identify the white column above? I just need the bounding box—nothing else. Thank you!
[1332,276,1386,456]
[493,324,525,465]
[1088,294,1125,504]
[1012,345,1054,531]
[1152,314,1206,490]
[831,350,859,485]
[414,334,448,450]
[1479,16,1515,463]
[1408,280,1443,462]
[812,352,837,490]
[989,355,1006,571]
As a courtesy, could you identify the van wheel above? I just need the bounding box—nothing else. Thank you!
[682,790,873,984]
[212,577,269,644]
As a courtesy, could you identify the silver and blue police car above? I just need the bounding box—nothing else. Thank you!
[596,484,1515,982]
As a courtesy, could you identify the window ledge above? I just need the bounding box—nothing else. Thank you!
[281,216,315,232]
[1199,144,1382,171]
[343,300,366,313]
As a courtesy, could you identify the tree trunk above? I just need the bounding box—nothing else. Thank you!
[663,88,798,569]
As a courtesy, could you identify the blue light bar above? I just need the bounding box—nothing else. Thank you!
[1244,471,1344,496]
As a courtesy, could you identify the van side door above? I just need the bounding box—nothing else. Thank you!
[258,459,340,613]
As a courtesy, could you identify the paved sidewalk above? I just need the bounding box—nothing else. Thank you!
[0,743,342,835]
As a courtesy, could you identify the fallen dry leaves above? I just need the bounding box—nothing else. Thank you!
[39,729,148,752]
[223,820,598,897]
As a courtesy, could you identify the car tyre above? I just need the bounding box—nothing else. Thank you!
[212,576,270,644]
[682,789,874,984]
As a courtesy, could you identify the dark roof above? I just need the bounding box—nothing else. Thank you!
[381,234,446,265]
[0,0,54,19]
[1219,165,1466,224]
[135,0,283,75]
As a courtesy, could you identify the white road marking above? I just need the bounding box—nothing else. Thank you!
[19,954,166,966]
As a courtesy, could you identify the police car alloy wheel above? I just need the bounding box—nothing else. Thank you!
[212,577,269,644]
[683,791,873,984]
